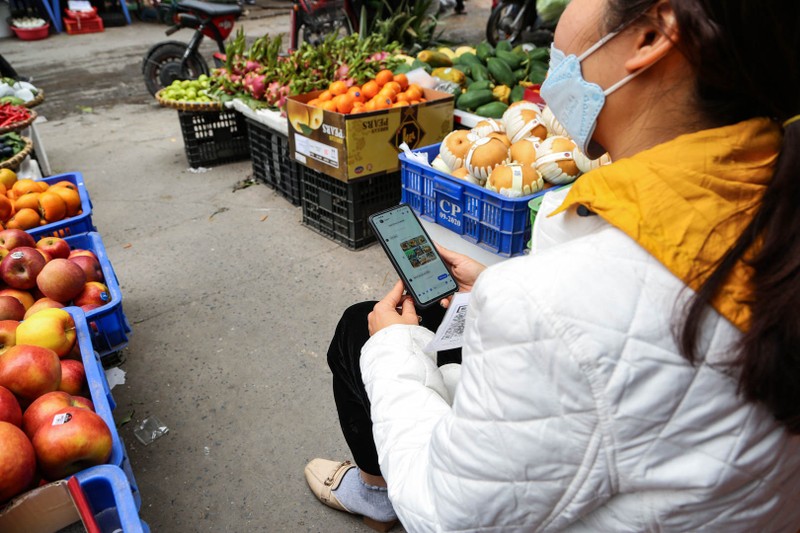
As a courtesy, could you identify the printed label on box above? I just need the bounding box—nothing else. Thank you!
[294,134,339,169]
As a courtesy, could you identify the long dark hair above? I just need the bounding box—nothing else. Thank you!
[606,0,800,433]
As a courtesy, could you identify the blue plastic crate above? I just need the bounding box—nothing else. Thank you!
[66,307,142,510]
[74,465,150,533]
[400,143,558,257]
[27,172,97,239]
[64,232,131,358]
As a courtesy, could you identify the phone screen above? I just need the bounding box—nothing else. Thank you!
[370,204,458,308]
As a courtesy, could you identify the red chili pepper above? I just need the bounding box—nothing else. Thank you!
[0,104,30,127]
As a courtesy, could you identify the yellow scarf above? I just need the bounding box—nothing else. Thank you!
[550,118,782,331]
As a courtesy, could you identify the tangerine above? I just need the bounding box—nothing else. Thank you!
[321,101,338,112]
[364,100,376,112]
[406,84,424,100]
[395,93,410,104]
[382,81,401,95]
[333,93,355,114]
[362,81,380,99]
[372,96,392,110]
[307,98,322,107]
[375,70,394,87]
[329,80,348,96]
[391,101,410,108]
[393,73,409,90]
[318,90,333,102]
[347,86,365,103]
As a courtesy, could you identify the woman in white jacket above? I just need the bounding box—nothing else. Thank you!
[305,0,800,531]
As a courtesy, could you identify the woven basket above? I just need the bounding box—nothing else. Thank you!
[24,89,45,109]
[155,89,222,112]
[0,136,33,170]
[0,108,37,134]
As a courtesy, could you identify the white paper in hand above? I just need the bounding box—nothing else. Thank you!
[424,292,471,352]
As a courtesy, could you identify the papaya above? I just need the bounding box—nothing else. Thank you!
[513,67,527,82]
[475,101,509,118]
[458,52,484,67]
[417,50,453,68]
[495,40,513,53]
[510,84,525,103]
[528,62,548,84]
[476,41,495,62]
[495,49,525,70]
[487,57,516,87]
[456,89,495,111]
[470,63,490,82]
[527,48,550,62]
[468,80,494,92]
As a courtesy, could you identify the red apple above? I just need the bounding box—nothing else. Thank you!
[68,249,98,262]
[0,247,46,290]
[36,237,70,260]
[0,295,25,321]
[0,344,61,406]
[58,360,86,397]
[16,308,77,358]
[24,298,64,319]
[0,319,18,356]
[68,255,103,283]
[0,288,34,310]
[36,259,87,304]
[74,282,110,308]
[22,390,94,440]
[0,246,9,263]
[0,229,36,251]
[0,421,36,502]
[0,385,22,426]
[81,303,101,314]
[37,249,52,264]
[32,407,112,480]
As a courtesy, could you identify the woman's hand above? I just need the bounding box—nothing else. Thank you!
[368,280,420,336]
[436,244,487,308]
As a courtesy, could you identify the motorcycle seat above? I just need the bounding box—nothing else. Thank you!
[177,0,242,17]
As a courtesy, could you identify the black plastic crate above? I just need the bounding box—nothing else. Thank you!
[178,109,250,167]
[246,118,302,206]
[300,166,401,250]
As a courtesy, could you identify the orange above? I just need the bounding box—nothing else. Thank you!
[409,100,420,105]
[347,86,365,103]
[406,83,423,101]
[38,191,67,223]
[329,80,348,96]
[318,90,333,102]
[361,80,380,99]
[0,169,17,190]
[6,207,40,230]
[375,69,394,87]
[14,192,40,212]
[11,179,41,199]
[333,93,355,114]
[307,98,322,107]
[391,101,410,107]
[382,81,401,95]
[378,88,396,103]
[0,196,12,222]
[393,73,409,90]
[321,101,338,112]
[395,93,410,104]
[351,102,365,114]
[364,100,376,112]
[50,187,81,217]
[372,96,392,110]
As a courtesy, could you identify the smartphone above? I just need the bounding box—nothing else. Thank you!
[369,204,458,308]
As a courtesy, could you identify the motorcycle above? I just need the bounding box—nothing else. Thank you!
[142,0,242,96]
[289,0,358,51]
[485,0,561,47]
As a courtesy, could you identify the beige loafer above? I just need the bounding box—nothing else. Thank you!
[304,458,399,532]
[304,458,355,513]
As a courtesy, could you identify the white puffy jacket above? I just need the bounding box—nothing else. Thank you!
[361,188,800,532]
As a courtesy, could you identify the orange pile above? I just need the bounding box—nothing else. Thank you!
[0,170,82,231]
[307,70,427,114]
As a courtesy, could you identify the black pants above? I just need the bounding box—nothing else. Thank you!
[327,301,462,476]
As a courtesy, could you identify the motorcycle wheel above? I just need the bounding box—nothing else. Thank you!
[486,3,525,46]
[142,42,209,97]
[295,9,352,48]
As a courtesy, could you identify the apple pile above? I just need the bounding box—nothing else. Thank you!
[0,169,83,232]
[0,228,110,322]
[0,309,113,502]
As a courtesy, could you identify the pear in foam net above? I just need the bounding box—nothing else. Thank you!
[486,163,545,198]
[468,118,505,141]
[534,136,583,185]
[465,137,510,183]
[509,137,540,168]
[504,105,549,143]
[541,106,569,138]
[439,130,473,171]
[486,131,511,148]
[451,166,484,186]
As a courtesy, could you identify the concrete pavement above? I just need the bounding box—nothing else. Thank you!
[1,5,490,531]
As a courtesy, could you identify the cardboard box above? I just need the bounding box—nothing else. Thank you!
[0,478,94,533]
[286,88,454,182]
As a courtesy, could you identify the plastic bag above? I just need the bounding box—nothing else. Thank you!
[536,0,570,23]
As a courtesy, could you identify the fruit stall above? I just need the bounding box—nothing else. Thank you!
[0,76,145,531]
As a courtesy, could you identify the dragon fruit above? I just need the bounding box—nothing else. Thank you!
[243,72,267,100]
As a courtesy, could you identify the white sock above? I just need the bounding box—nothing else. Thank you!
[332,467,397,522]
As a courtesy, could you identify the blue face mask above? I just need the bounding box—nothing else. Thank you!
[540,30,656,155]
